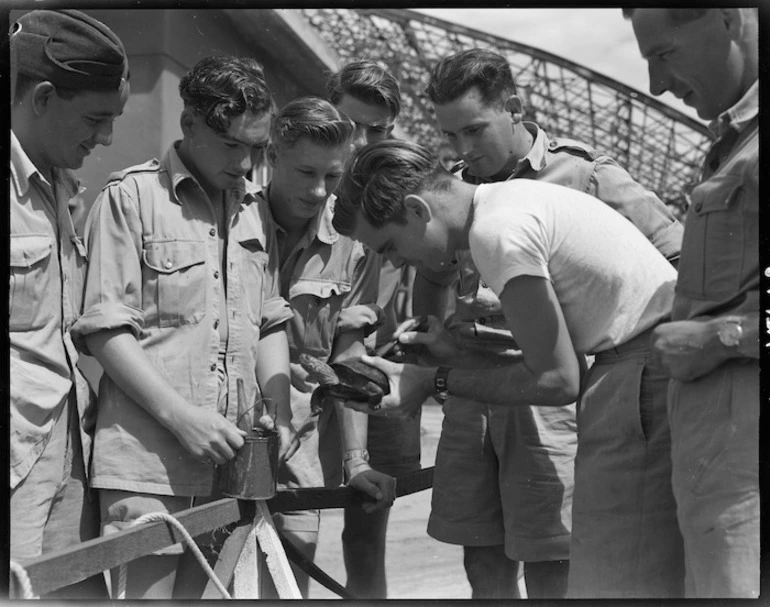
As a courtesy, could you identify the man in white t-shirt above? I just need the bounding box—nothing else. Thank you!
[331,140,685,598]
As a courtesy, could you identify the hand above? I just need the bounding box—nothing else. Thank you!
[348,468,397,513]
[394,315,461,365]
[275,419,300,465]
[343,355,433,419]
[170,406,246,466]
[651,319,729,382]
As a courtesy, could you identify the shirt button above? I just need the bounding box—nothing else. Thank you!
[165,260,173,269]
[209,228,216,237]
[765,268,770,278]
[210,363,216,372]
[213,319,219,329]
[214,270,220,279]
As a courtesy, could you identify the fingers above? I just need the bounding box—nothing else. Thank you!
[359,354,398,374]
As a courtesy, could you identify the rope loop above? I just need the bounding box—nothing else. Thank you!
[116,511,231,600]
[10,559,37,600]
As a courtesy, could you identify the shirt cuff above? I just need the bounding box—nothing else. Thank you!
[71,302,144,355]
[261,296,294,333]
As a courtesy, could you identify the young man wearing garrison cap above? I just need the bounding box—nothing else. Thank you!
[9,9,129,598]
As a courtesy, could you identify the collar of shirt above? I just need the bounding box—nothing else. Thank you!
[510,122,549,177]
[709,79,758,139]
[165,141,258,207]
[10,130,81,201]
[260,187,340,247]
[460,121,546,183]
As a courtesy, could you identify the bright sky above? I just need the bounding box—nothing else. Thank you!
[416,8,702,122]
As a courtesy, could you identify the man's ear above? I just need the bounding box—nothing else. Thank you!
[404,193,432,223]
[504,95,524,124]
[180,109,196,138]
[31,82,56,116]
[719,8,745,42]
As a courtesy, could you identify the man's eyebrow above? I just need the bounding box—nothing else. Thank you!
[221,133,268,147]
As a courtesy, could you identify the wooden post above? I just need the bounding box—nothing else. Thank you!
[253,500,302,599]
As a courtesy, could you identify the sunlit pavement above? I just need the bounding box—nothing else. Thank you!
[309,401,472,599]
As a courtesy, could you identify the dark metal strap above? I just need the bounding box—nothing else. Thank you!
[276,466,435,598]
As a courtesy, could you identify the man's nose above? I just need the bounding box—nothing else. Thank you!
[94,121,114,146]
[647,61,670,97]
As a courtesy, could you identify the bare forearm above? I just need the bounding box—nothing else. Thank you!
[412,272,453,320]
[331,331,369,452]
[256,327,292,423]
[85,328,189,430]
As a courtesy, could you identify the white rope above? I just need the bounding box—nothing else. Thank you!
[115,511,231,600]
[9,559,37,600]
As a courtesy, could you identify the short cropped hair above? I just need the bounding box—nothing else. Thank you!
[179,56,274,134]
[425,48,516,107]
[270,96,354,150]
[327,60,402,120]
[622,8,710,25]
[13,73,79,103]
[333,140,452,235]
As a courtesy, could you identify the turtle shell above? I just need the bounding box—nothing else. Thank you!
[299,354,389,415]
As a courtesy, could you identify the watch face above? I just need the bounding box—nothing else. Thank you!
[719,322,742,347]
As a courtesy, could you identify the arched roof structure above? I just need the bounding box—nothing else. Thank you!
[301,8,713,216]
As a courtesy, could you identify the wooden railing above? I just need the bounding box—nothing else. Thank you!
[9,467,434,599]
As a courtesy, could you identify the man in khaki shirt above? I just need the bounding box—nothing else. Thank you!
[9,9,129,599]
[627,8,760,598]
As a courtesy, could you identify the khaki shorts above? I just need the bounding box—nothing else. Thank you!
[428,397,576,562]
[568,332,684,598]
[100,490,193,555]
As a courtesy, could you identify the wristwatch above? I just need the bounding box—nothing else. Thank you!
[717,318,743,347]
[343,449,369,464]
[434,366,451,402]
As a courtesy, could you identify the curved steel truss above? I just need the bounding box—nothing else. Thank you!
[302,8,712,215]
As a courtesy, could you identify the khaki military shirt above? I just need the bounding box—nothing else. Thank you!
[72,144,292,496]
[10,131,94,489]
[672,81,758,321]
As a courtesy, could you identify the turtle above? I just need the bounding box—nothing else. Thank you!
[299,353,390,415]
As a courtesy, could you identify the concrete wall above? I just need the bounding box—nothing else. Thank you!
[10,8,333,217]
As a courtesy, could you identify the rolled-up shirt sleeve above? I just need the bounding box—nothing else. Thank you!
[335,243,380,336]
[260,249,294,333]
[590,158,683,262]
[71,182,145,352]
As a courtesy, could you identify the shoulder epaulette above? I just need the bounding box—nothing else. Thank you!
[546,137,600,161]
[103,158,162,188]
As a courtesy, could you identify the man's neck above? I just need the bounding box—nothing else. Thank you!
[267,186,313,237]
[12,122,55,184]
[176,139,222,204]
[489,123,534,182]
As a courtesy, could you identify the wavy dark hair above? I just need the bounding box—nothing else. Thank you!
[270,96,354,149]
[179,55,274,133]
[426,48,516,108]
[332,139,452,236]
[326,59,401,119]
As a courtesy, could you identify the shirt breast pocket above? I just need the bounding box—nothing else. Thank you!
[9,234,54,331]
[289,279,351,358]
[239,238,268,325]
[142,240,207,328]
[677,180,750,300]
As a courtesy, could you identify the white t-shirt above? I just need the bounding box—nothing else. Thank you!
[469,179,676,355]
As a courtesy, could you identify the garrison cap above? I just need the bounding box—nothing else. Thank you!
[10,9,128,91]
